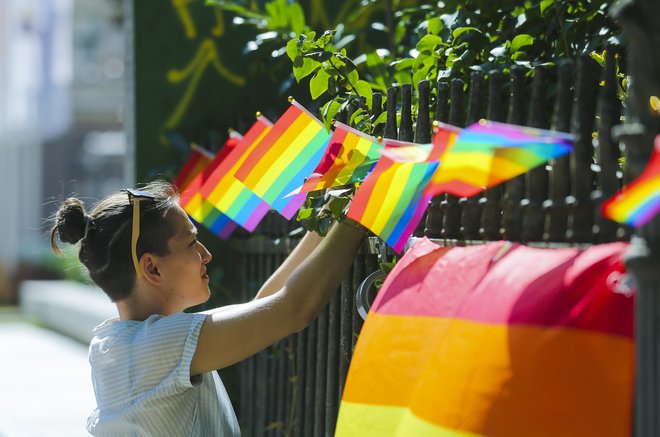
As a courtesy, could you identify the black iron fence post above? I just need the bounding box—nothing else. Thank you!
[611,0,660,435]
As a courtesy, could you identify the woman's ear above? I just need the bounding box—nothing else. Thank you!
[140,254,162,286]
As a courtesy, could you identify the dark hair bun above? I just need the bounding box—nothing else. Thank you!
[52,198,87,249]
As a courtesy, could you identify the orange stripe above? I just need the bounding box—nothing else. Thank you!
[344,313,633,437]
[241,113,311,189]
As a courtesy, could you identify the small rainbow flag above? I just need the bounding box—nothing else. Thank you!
[178,140,241,239]
[336,238,633,437]
[173,144,214,190]
[347,155,438,253]
[199,117,274,232]
[234,100,331,218]
[297,121,381,193]
[427,120,573,197]
[602,134,660,227]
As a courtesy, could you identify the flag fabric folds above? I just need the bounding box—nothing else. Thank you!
[199,117,274,232]
[175,144,238,239]
[336,238,634,437]
[426,120,573,197]
[602,134,660,227]
[297,121,382,194]
[347,156,438,253]
[234,100,332,218]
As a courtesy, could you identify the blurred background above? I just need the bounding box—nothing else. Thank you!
[0,0,127,299]
[0,1,126,435]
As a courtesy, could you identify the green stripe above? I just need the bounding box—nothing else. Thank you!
[262,127,328,202]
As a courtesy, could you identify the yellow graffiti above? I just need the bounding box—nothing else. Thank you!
[211,8,225,37]
[171,0,197,39]
[164,38,246,130]
[172,0,226,39]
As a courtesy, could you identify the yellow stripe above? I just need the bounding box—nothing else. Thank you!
[207,126,271,205]
[214,180,245,212]
[608,178,660,221]
[358,162,396,227]
[242,114,310,190]
[252,118,320,195]
[333,134,367,184]
[370,163,414,233]
[336,402,480,437]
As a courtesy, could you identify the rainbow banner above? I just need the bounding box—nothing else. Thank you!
[234,100,331,218]
[602,134,660,227]
[427,120,573,198]
[178,141,241,239]
[347,156,438,253]
[336,238,634,437]
[199,117,274,232]
[297,121,381,194]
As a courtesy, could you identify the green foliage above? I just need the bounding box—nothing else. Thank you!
[296,187,354,236]
[207,0,624,236]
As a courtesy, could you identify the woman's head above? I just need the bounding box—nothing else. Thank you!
[50,181,180,301]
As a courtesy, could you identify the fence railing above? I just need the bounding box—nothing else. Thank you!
[231,46,632,436]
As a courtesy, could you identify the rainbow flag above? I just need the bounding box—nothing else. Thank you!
[336,238,634,437]
[297,121,381,193]
[347,156,438,253]
[234,100,331,218]
[602,134,660,227]
[427,120,573,197]
[199,117,274,232]
[173,144,214,190]
[178,140,241,239]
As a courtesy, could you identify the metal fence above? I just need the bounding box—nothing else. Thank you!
[231,47,631,436]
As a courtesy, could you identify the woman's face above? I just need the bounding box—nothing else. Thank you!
[158,204,213,310]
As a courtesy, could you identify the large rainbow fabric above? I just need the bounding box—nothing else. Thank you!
[602,134,660,227]
[178,142,240,239]
[336,238,634,437]
[297,121,381,193]
[427,120,573,198]
[234,101,331,218]
[199,117,274,231]
[347,156,438,253]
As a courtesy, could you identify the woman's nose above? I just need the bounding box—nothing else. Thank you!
[199,242,212,264]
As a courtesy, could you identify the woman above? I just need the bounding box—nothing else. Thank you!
[50,181,365,436]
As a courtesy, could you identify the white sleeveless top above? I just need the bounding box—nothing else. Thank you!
[87,312,240,436]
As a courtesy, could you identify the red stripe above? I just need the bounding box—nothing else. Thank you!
[173,150,210,189]
[234,105,302,181]
[199,119,270,198]
[374,240,633,338]
[347,158,394,221]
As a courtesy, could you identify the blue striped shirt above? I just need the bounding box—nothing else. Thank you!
[87,312,240,436]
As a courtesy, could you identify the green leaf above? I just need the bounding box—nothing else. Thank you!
[310,69,331,99]
[286,38,301,62]
[416,34,445,53]
[316,30,335,48]
[304,50,333,63]
[354,80,373,109]
[318,216,334,237]
[346,69,359,89]
[540,0,555,15]
[322,99,343,130]
[297,208,313,220]
[510,34,535,52]
[372,111,388,128]
[289,2,306,34]
[328,196,350,217]
[293,56,320,82]
[452,27,481,39]
[391,58,414,71]
[427,17,444,35]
